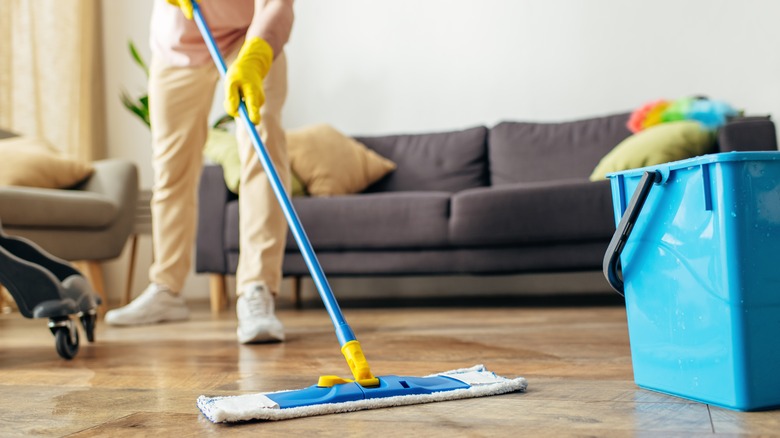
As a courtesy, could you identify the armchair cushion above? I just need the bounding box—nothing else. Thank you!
[0,187,116,228]
[0,137,94,189]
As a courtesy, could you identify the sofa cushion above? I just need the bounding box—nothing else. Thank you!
[589,120,715,180]
[203,128,308,196]
[287,124,397,196]
[489,113,632,185]
[449,179,615,246]
[203,128,242,193]
[0,186,117,228]
[225,192,452,251]
[357,126,489,193]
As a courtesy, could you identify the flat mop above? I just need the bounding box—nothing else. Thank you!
[191,3,527,423]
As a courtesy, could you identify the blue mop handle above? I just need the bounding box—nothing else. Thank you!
[191,4,356,347]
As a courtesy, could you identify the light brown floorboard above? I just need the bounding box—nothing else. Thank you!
[0,302,778,436]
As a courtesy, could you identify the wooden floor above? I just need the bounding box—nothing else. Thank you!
[1,296,779,437]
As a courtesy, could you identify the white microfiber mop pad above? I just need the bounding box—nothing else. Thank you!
[197,364,527,423]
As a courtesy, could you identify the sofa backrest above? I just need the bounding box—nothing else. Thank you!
[357,126,490,193]
[717,116,778,152]
[489,113,632,185]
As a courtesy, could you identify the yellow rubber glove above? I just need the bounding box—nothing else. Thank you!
[224,37,274,125]
[166,0,197,20]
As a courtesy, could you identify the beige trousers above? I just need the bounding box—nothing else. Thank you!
[147,51,289,296]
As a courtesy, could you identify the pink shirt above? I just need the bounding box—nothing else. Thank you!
[150,0,254,67]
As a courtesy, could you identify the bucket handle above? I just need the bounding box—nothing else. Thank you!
[603,170,662,296]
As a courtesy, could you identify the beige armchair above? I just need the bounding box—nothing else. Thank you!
[0,131,138,310]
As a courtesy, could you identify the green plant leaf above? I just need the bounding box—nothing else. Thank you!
[212,114,235,130]
[120,90,151,128]
[128,40,149,77]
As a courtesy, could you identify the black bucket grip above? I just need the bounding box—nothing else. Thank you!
[603,170,662,296]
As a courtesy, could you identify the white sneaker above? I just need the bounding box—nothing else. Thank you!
[236,283,285,344]
[105,284,190,326]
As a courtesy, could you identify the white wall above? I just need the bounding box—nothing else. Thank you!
[284,0,780,134]
[100,0,780,302]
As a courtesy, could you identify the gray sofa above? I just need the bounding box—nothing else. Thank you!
[196,112,777,303]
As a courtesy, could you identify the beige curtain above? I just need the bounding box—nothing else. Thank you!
[0,0,105,161]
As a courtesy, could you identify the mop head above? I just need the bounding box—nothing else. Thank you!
[197,364,527,423]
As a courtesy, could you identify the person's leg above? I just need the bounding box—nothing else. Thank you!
[235,52,289,343]
[106,58,218,326]
[148,60,218,292]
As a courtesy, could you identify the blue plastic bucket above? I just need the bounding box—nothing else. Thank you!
[605,151,780,411]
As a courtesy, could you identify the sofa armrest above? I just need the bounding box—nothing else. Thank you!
[196,164,233,274]
[0,186,117,228]
[717,116,778,152]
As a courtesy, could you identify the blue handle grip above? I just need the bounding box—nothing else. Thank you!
[191,3,356,346]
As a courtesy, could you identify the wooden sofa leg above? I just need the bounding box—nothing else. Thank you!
[292,276,302,309]
[210,274,228,315]
[75,260,108,315]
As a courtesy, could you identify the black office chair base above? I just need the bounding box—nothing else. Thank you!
[0,222,100,359]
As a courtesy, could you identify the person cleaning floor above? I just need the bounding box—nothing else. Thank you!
[106,0,294,344]
[106,1,527,422]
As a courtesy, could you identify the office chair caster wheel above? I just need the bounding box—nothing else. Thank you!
[80,311,97,343]
[50,318,79,360]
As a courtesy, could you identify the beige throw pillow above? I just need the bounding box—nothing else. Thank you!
[0,136,94,189]
[286,124,396,196]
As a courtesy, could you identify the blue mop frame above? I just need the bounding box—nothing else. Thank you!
[191,3,356,347]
